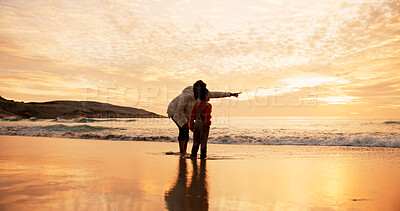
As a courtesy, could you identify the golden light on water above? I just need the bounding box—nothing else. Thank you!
[0,0,399,117]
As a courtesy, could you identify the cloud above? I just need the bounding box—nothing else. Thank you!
[2,0,398,73]
[236,76,351,102]
[302,96,359,105]
[0,0,399,116]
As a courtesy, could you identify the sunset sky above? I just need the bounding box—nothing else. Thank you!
[1,0,399,117]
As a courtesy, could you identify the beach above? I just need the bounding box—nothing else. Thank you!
[2,0,400,210]
[0,135,399,210]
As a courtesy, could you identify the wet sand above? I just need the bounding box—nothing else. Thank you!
[0,135,399,210]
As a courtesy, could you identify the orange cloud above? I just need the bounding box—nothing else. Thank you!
[0,0,399,117]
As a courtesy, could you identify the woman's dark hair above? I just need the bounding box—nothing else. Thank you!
[198,87,209,101]
[193,80,207,100]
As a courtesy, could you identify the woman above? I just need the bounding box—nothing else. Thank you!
[167,80,240,156]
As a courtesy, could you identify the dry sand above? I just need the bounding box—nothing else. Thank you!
[0,135,399,210]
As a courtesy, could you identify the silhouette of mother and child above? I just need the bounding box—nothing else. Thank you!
[167,80,241,159]
[164,158,208,211]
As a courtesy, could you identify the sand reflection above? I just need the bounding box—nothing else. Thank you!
[165,159,208,211]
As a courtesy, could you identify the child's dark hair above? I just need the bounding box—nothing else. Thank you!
[198,87,209,101]
[193,80,207,100]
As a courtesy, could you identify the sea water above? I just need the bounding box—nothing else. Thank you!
[0,117,399,148]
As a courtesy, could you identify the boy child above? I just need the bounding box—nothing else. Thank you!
[189,87,212,159]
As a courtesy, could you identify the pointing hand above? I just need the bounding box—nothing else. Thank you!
[230,92,241,98]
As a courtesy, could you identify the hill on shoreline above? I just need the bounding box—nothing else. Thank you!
[0,96,165,119]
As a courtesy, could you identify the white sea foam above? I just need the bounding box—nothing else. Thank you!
[1,117,399,148]
[208,135,400,148]
[1,125,399,148]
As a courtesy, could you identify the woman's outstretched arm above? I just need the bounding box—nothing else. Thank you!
[209,91,241,98]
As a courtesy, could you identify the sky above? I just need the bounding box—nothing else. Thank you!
[0,0,399,117]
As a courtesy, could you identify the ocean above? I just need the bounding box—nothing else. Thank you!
[1,117,399,148]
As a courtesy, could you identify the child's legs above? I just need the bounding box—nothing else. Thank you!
[193,126,201,146]
[200,127,209,157]
[191,125,201,156]
[200,127,209,149]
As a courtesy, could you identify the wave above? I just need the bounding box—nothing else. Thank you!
[0,118,136,123]
[39,124,125,132]
[76,118,136,123]
[0,118,24,121]
[383,121,400,125]
[51,118,136,123]
[209,135,400,148]
[28,118,45,122]
[0,126,399,148]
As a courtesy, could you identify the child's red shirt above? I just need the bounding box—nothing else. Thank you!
[189,101,212,130]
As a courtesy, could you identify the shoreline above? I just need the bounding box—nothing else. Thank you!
[1,133,400,149]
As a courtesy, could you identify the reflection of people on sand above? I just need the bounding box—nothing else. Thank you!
[165,158,189,211]
[188,159,208,211]
[164,159,208,211]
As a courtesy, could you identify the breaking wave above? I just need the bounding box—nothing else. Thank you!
[0,118,136,123]
[209,135,400,148]
[0,125,399,148]
[38,124,125,132]
[51,118,136,123]
[383,121,400,125]
[0,118,25,121]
